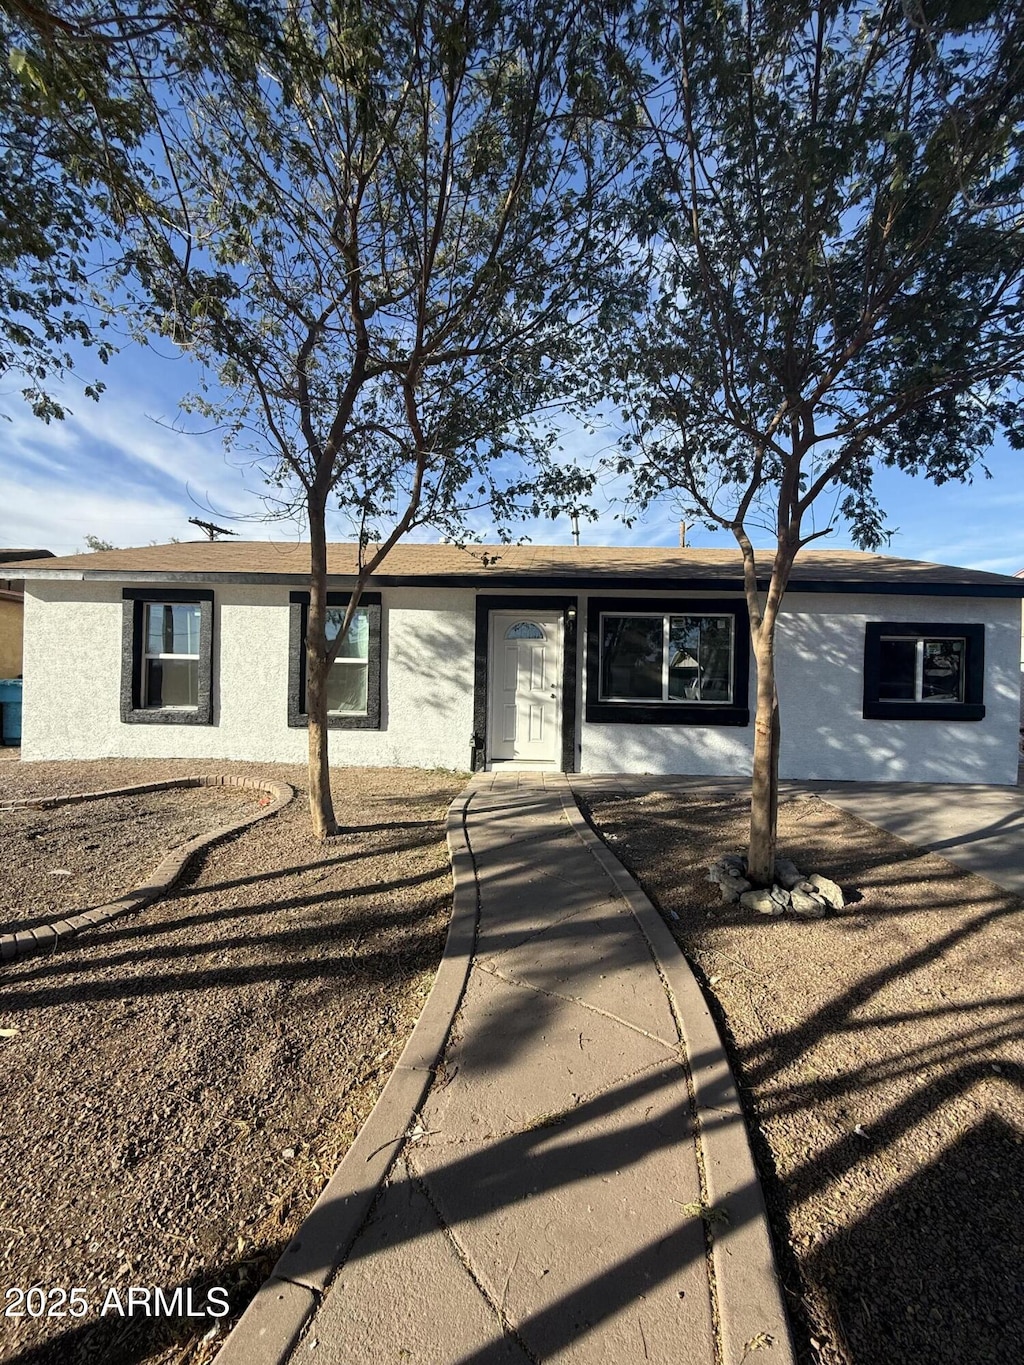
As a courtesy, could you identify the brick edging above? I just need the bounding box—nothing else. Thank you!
[211,784,479,1365]
[0,777,294,965]
[561,775,796,1365]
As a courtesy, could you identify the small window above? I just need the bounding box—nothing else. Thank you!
[121,589,214,725]
[506,621,545,640]
[142,602,202,708]
[864,623,984,721]
[878,637,965,703]
[288,592,382,730]
[325,607,370,714]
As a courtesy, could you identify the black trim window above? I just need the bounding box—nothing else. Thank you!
[600,613,735,703]
[863,622,985,721]
[121,588,214,726]
[586,597,749,726]
[142,602,202,707]
[288,592,382,729]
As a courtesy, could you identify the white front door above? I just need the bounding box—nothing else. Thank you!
[488,612,562,765]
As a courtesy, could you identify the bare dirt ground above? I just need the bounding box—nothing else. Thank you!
[1,786,263,935]
[0,758,466,1365]
[577,786,1023,1365]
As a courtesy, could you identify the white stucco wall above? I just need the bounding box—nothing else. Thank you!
[21,582,476,770]
[576,591,753,777]
[578,589,1022,785]
[19,578,1023,783]
[774,592,1020,784]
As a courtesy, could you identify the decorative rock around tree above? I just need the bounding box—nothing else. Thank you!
[708,855,845,918]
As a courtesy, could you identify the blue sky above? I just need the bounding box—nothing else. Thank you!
[2,338,1022,575]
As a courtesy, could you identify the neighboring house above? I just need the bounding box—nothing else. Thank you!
[8,541,1024,784]
[0,549,55,677]
[0,591,23,679]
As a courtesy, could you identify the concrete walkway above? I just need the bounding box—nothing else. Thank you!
[217,773,793,1365]
[802,778,1024,896]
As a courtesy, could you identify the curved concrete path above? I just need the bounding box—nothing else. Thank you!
[217,773,792,1365]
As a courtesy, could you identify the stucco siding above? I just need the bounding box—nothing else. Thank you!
[578,589,1021,785]
[21,582,476,770]
[20,578,1022,783]
[22,585,121,760]
[774,592,1020,784]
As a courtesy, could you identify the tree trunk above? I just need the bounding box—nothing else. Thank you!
[306,493,338,839]
[748,630,780,885]
[743,540,797,886]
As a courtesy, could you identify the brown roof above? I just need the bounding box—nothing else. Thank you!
[6,540,1024,595]
[0,549,54,564]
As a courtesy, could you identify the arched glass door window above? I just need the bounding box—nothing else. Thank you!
[505,621,545,640]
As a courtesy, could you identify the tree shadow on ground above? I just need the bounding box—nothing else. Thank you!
[1,1239,288,1365]
[576,783,1024,1365]
[805,1114,1023,1364]
[4,780,1021,1365]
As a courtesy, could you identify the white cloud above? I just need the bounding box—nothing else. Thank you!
[4,348,1022,570]
[2,481,187,554]
[1,364,304,552]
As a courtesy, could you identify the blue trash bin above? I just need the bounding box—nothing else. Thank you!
[0,678,23,746]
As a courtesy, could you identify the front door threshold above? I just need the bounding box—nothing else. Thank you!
[487,759,561,773]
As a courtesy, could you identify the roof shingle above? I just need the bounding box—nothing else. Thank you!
[6,540,1024,595]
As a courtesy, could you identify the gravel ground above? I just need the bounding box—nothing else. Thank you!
[0,758,467,1365]
[0,787,262,935]
[578,786,1023,1365]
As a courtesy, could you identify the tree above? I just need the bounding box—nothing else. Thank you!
[0,1,280,416]
[607,0,1024,883]
[2,5,120,415]
[120,0,634,836]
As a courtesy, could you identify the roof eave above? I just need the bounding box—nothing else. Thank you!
[17,566,1024,597]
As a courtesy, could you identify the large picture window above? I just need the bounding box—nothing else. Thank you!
[121,589,214,725]
[288,591,382,729]
[600,614,734,703]
[586,598,749,726]
[863,622,984,720]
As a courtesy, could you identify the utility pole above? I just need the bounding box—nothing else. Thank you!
[188,517,238,541]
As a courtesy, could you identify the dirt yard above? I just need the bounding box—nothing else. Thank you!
[0,758,467,1365]
[1,784,264,935]
[577,785,1023,1365]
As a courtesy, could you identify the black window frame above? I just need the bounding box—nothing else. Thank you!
[585,596,750,726]
[121,588,214,726]
[288,591,382,730]
[863,621,985,721]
